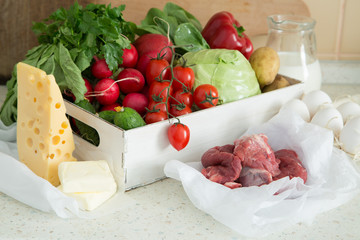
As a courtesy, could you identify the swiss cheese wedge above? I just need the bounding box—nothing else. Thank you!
[16,62,77,186]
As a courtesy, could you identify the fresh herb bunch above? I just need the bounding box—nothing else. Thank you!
[0,2,136,126]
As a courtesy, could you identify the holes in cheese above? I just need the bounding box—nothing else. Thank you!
[61,121,68,129]
[28,120,34,128]
[26,138,33,147]
[39,143,45,150]
[37,81,43,92]
[16,62,77,187]
[52,135,60,145]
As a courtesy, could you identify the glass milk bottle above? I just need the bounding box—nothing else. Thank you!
[266,15,322,93]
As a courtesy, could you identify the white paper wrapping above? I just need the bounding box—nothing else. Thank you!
[164,109,360,238]
[0,121,129,218]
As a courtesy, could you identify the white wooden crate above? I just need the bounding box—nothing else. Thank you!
[64,76,304,191]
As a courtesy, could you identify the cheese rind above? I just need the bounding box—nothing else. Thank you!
[16,62,77,186]
[58,160,117,193]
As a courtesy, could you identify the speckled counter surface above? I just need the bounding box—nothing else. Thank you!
[0,61,360,240]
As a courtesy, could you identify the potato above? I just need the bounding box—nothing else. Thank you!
[249,47,280,88]
[262,75,290,92]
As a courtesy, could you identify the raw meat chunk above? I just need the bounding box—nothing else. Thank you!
[201,144,235,167]
[224,182,242,189]
[201,144,242,184]
[237,167,273,187]
[234,134,280,177]
[273,149,307,183]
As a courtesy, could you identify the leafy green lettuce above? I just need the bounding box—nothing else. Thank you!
[183,49,261,104]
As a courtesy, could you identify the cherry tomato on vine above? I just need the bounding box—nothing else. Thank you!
[147,100,169,113]
[193,84,219,109]
[145,58,170,86]
[148,81,173,102]
[145,111,168,124]
[170,90,193,107]
[168,123,190,151]
[172,66,195,91]
[169,104,192,117]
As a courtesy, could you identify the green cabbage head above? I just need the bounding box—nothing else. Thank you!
[183,49,261,104]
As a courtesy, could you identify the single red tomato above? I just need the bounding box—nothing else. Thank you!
[168,123,190,151]
[169,104,192,117]
[148,81,173,102]
[172,66,195,91]
[144,111,168,124]
[147,100,169,113]
[145,58,170,86]
[170,90,193,107]
[193,84,219,109]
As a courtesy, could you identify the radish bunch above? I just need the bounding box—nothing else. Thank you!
[69,33,174,119]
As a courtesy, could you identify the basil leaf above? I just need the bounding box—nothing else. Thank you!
[163,2,202,32]
[174,23,210,52]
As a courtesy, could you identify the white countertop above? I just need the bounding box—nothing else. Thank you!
[1,60,360,240]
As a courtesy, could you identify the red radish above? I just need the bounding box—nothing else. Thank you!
[117,68,145,94]
[91,58,113,79]
[135,51,158,76]
[122,92,149,116]
[133,34,173,63]
[83,78,94,103]
[120,44,138,68]
[100,102,121,112]
[94,78,120,105]
[66,78,94,103]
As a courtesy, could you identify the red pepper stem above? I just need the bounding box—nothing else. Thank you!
[233,24,245,37]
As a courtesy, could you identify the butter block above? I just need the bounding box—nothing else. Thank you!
[16,62,77,186]
[58,185,116,211]
[58,160,117,193]
[58,160,117,211]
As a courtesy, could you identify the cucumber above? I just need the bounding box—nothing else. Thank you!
[74,100,100,146]
[114,107,146,130]
[99,110,117,124]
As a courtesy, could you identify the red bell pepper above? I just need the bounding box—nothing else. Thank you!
[202,11,253,59]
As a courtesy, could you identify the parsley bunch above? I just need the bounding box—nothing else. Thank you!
[0,3,136,126]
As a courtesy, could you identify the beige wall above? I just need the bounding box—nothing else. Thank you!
[304,0,360,60]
